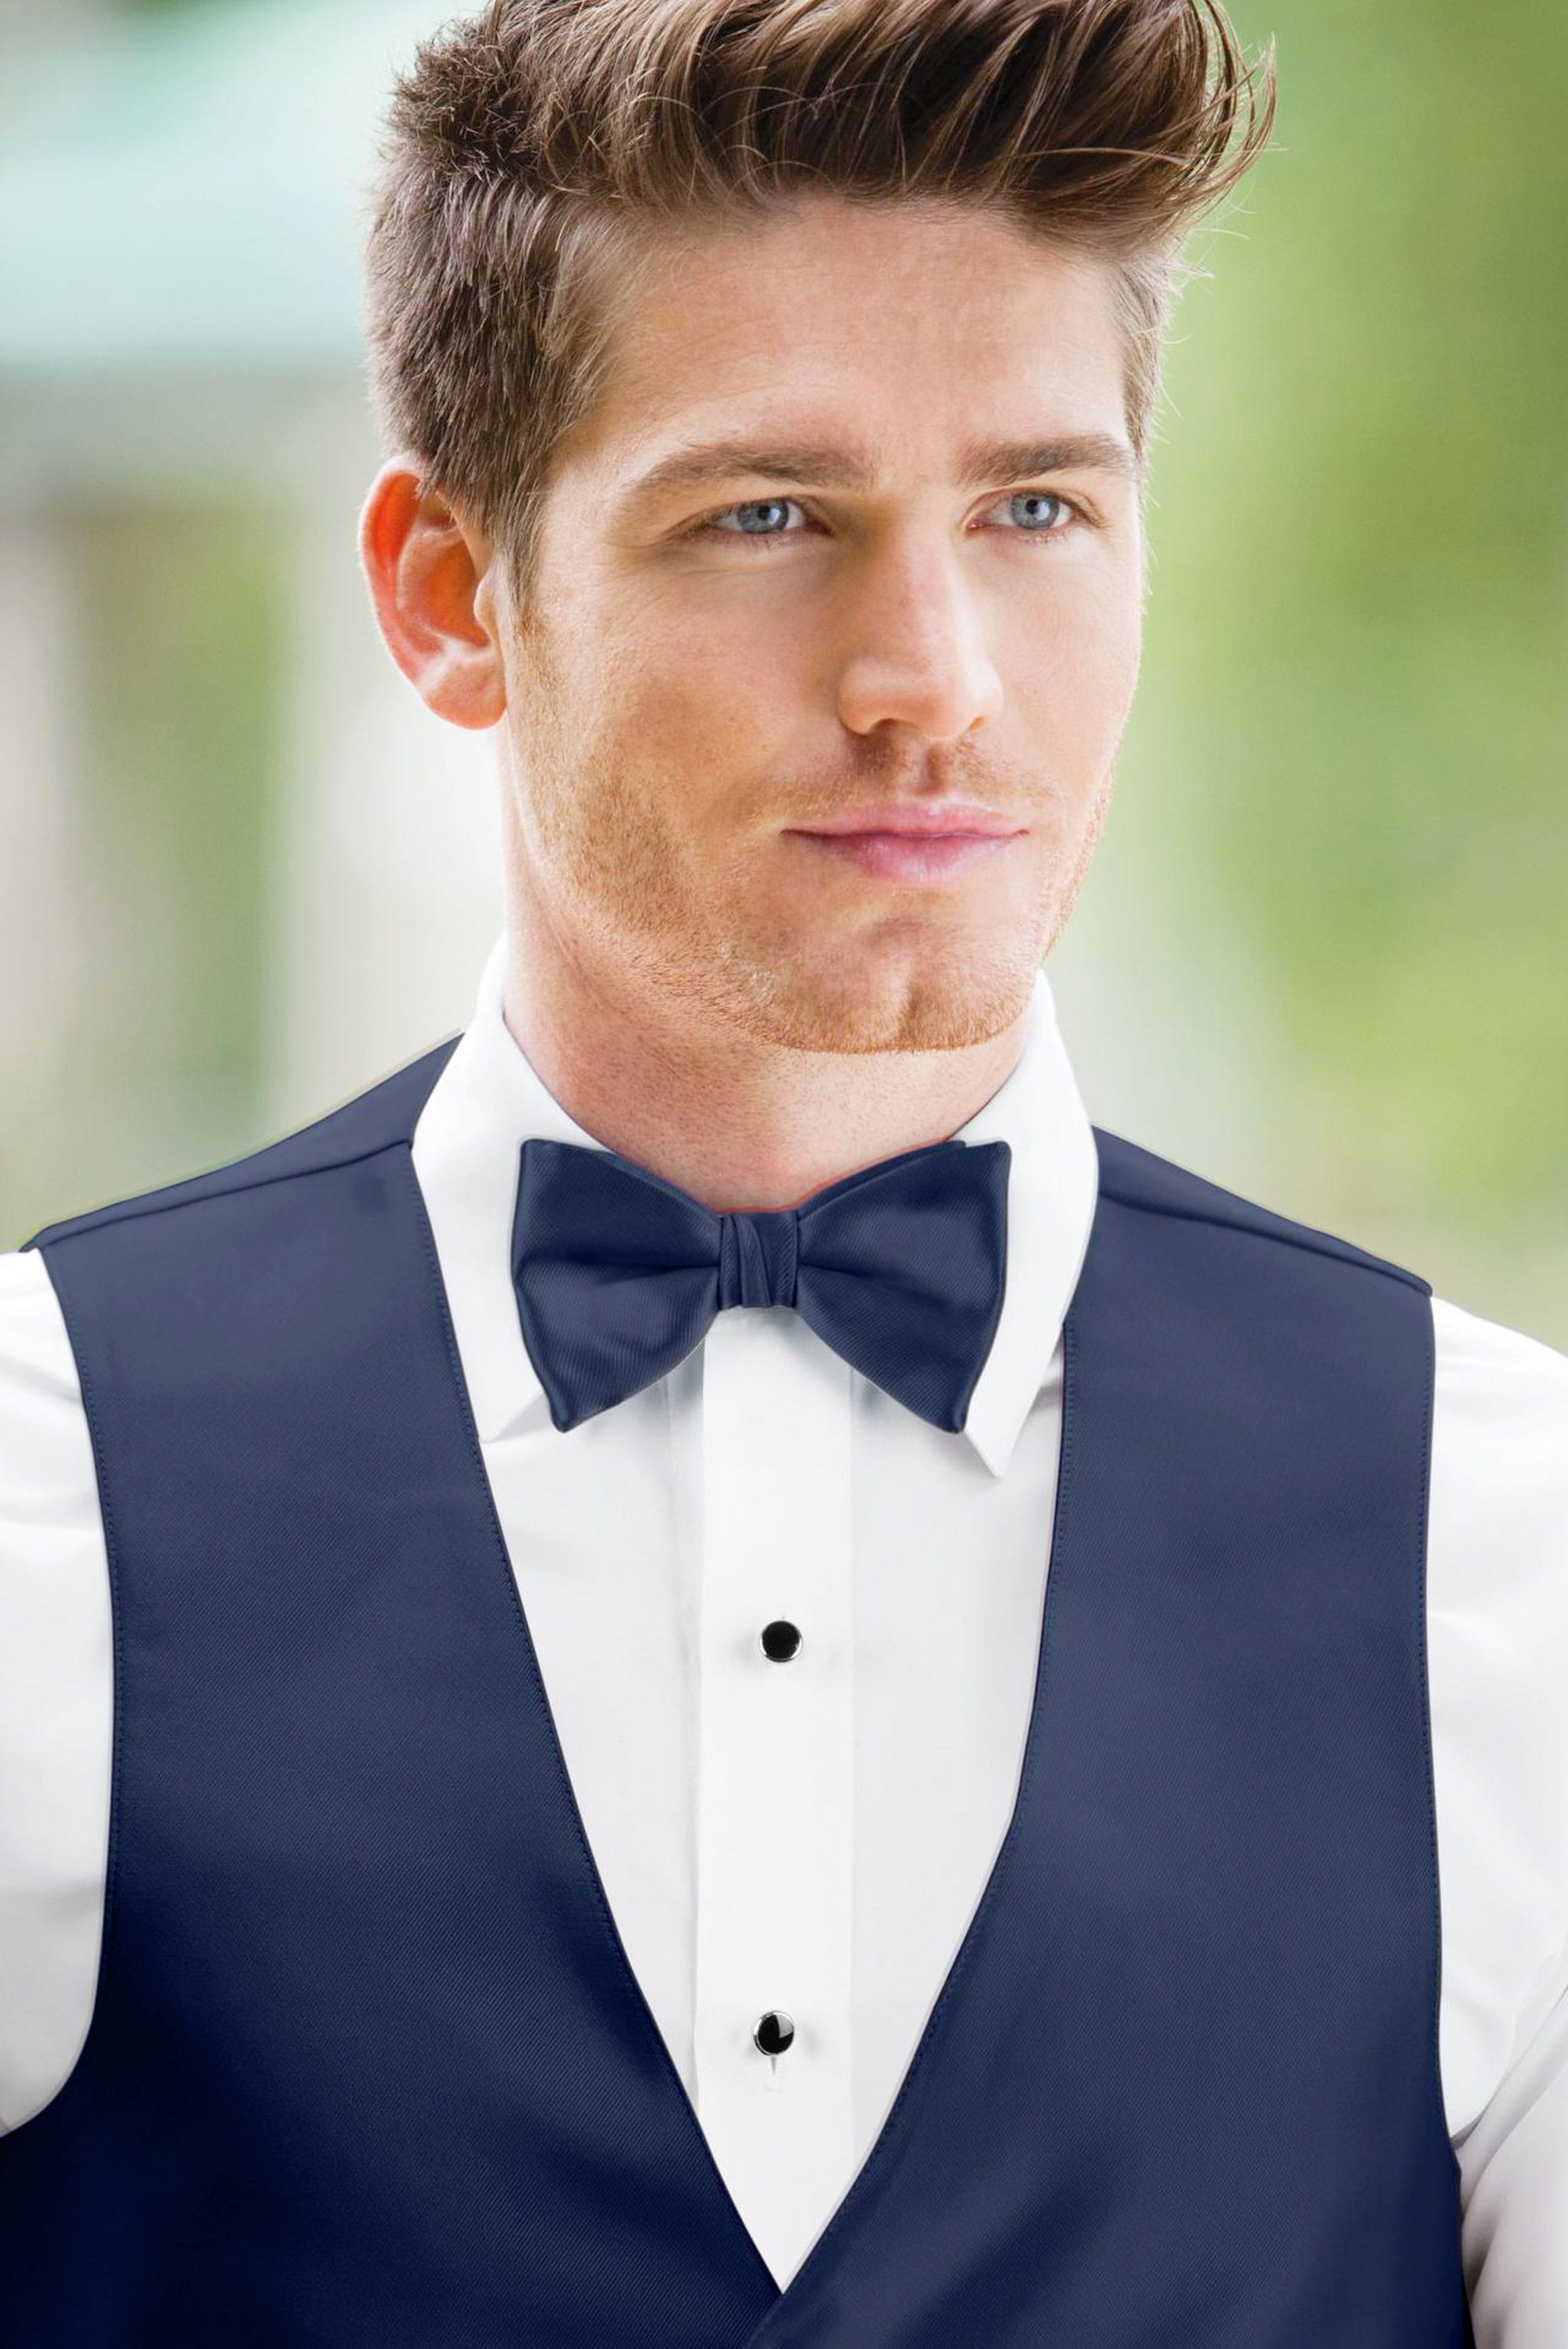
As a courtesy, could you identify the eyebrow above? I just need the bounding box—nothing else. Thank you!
[619,430,1140,511]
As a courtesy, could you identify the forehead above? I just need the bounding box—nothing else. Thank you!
[564,194,1130,485]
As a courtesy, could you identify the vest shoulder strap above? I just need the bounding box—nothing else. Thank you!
[23,1037,460,1253]
[1091,1125,1431,1295]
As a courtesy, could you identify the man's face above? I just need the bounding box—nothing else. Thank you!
[493,193,1146,1054]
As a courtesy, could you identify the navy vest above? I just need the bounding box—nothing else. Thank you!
[0,1041,1472,2345]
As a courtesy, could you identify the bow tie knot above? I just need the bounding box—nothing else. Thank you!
[717,1208,799,1311]
[511,1133,1011,1436]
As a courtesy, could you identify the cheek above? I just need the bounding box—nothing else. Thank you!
[603,635,802,792]
[1014,575,1142,756]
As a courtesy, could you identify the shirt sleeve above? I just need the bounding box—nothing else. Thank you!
[1429,1292,1568,2347]
[0,1246,111,2133]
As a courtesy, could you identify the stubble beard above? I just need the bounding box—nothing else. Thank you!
[511,681,1113,1058]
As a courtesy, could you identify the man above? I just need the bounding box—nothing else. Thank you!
[0,0,1562,2338]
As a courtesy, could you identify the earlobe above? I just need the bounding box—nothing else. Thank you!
[358,456,508,731]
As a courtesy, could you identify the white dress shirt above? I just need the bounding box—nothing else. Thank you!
[1,935,1565,2338]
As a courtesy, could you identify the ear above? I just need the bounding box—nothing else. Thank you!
[358,456,508,730]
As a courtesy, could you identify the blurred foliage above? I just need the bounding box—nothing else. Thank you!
[62,507,283,1208]
[1119,0,1567,1303]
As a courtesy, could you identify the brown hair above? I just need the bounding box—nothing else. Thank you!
[363,0,1276,603]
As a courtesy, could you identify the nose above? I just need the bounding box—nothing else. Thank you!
[834,532,1004,744]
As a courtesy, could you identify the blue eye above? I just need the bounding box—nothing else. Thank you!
[705,498,805,541]
[1007,490,1072,533]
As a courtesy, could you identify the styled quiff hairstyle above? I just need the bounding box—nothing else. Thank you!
[364,0,1276,603]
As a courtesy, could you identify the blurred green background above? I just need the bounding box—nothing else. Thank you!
[1,0,1563,1346]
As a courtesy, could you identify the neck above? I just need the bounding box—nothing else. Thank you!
[498,929,1031,1218]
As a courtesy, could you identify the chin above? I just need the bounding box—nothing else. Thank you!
[724,938,1039,1055]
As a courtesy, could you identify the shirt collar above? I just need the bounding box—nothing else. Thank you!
[411,934,1100,1478]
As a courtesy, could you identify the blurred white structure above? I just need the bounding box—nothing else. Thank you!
[0,0,505,1237]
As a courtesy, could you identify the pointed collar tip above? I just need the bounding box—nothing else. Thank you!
[960,1393,1025,1479]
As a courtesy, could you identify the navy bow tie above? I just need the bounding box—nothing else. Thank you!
[511,1134,1011,1435]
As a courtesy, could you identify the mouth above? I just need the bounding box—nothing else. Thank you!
[786,829,1023,884]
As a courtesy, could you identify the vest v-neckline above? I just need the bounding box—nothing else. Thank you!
[404,1139,1076,2331]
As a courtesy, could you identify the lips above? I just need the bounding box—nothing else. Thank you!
[790,830,1020,883]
